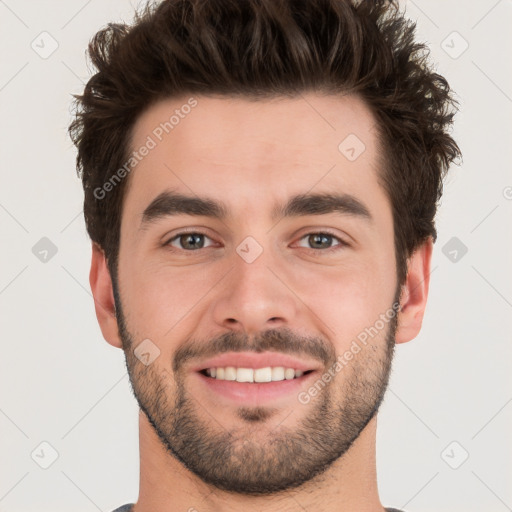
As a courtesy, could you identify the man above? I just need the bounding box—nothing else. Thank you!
[69,0,461,510]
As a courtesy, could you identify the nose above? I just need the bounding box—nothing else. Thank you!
[210,243,298,335]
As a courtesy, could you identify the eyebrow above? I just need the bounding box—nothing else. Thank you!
[139,189,372,229]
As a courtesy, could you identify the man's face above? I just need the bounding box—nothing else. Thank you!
[114,93,400,494]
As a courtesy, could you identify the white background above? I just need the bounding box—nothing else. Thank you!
[1,1,511,511]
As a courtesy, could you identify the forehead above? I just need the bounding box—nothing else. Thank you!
[123,93,386,224]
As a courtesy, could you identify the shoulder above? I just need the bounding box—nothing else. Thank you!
[110,505,134,512]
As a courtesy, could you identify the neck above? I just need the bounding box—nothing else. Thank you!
[133,411,385,512]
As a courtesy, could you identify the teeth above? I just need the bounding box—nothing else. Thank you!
[205,366,308,382]
[271,367,285,381]
[284,368,295,380]
[225,366,237,381]
[254,367,272,382]
[236,368,254,382]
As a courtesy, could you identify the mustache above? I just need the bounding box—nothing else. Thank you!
[172,327,335,374]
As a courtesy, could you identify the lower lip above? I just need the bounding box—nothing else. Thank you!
[194,371,318,405]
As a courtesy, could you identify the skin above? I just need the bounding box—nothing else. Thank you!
[90,92,432,512]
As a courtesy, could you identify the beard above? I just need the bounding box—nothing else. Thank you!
[113,279,400,496]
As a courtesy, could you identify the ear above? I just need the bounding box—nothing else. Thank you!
[395,237,433,344]
[89,242,123,349]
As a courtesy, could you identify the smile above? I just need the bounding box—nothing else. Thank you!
[201,366,314,382]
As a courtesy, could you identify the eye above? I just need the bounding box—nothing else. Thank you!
[162,230,349,253]
[296,231,348,251]
[164,232,215,251]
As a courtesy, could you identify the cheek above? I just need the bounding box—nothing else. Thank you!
[120,258,220,337]
[289,256,395,348]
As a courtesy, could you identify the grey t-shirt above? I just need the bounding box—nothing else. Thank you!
[112,505,404,511]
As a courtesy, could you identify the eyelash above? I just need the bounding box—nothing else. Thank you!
[163,230,349,253]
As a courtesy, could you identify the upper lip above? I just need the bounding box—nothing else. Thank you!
[191,351,322,373]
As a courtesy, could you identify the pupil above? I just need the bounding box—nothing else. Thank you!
[310,234,331,249]
[183,234,203,249]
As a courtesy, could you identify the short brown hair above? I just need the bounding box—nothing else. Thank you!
[69,0,462,287]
